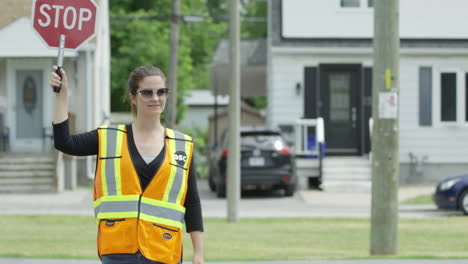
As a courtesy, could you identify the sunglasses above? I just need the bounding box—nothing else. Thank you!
[135,88,170,99]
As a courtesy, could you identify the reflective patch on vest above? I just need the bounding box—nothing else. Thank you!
[174,151,187,166]
[162,232,173,240]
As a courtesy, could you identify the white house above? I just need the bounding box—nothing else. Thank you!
[0,0,110,192]
[268,0,468,186]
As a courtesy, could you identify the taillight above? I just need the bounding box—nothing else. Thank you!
[277,146,291,156]
[222,148,228,157]
[274,140,290,156]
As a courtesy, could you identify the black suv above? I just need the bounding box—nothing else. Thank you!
[208,127,295,197]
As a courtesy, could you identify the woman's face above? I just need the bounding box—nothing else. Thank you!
[131,75,168,117]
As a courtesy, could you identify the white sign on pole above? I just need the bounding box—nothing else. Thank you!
[378,92,398,119]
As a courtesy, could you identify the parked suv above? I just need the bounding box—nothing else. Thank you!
[208,127,295,198]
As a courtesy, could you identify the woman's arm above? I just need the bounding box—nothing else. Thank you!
[49,66,68,124]
[184,154,204,264]
[190,231,204,264]
[50,66,99,156]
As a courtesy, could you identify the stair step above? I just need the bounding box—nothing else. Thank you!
[0,171,55,178]
[0,177,54,185]
[0,158,54,165]
[0,163,55,171]
[0,184,56,193]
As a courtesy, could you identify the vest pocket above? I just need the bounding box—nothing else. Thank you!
[98,218,139,256]
[138,220,182,264]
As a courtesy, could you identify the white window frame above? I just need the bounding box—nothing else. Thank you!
[433,68,466,127]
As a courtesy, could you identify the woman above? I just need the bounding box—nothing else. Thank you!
[50,65,204,264]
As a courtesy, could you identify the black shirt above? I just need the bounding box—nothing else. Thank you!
[53,119,203,232]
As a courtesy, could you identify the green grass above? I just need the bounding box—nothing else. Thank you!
[402,194,433,205]
[1,216,467,261]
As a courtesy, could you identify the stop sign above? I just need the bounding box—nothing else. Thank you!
[32,0,98,49]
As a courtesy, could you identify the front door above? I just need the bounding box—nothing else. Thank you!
[320,65,360,155]
[14,70,44,152]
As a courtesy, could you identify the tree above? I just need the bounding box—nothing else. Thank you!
[109,0,224,124]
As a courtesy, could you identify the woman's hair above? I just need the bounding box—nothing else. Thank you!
[127,65,166,116]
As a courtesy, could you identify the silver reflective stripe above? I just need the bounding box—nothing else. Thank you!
[104,125,120,195]
[94,200,139,217]
[168,138,187,203]
[140,203,185,224]
[172,130,186,140]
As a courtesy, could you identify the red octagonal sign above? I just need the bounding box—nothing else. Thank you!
[32,0,98,49]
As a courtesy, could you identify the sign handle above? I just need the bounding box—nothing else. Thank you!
[54,35,66,93]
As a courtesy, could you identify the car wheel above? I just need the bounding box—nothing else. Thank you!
[458,189,468,215]
[216,183,226,198]
[284,184,295,197]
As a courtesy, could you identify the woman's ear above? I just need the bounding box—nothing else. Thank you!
[129,92,136,105]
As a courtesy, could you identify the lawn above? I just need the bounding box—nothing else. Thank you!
[402,194,433,205]
[0,216,467,261]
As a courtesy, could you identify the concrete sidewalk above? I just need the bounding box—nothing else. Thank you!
[0,182,455,218]
[0,258,467,264]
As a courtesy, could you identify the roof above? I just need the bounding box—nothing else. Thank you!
[212,38,266,66]
[0,17,78,57]
[210,38,266,96]
[184,89,229,106]
[0,0,30,30]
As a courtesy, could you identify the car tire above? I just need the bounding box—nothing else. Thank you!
[216,183,226,198]
[458,189,468,215]
[284,184,295,197]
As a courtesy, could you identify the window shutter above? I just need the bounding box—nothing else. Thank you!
[304,67,318,118]
[419,67,432,126]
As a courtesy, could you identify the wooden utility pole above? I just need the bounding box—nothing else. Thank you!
[227,0,240,222]
[167,0,180,128]
[370,0,400,255]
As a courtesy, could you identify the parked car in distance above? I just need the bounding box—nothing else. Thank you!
[208,127,295,198]
[433,174,468,215]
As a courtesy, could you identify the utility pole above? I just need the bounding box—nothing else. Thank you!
[227,0,240,222]
[167,0,180,129]
[370,0,400,255]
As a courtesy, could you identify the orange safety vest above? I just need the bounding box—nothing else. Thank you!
[93,125,193,264]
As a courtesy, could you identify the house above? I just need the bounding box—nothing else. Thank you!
[0,0,110,192]
[179,89,229,132]
[268,0,468,188]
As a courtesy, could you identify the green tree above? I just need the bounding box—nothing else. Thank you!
[109,0,224,124]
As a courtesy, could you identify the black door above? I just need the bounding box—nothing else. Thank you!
[320,65,361,155]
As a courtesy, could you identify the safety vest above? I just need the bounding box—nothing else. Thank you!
[93,125,193,264]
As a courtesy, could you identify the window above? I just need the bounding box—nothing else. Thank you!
[440,73,457,121]
[341,0,360,7]
[368,0,374,7]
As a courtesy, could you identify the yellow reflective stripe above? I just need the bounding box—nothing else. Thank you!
[95,212,139,224]
[163,129,177,202]
[140,197,185,213]
[93,194,140,208]
[176,136,192,204]
[100,128,108,196]
[115,125,125,195]
[139,213,183,229]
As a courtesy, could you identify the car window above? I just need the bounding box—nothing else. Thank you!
[240,133,285,150]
